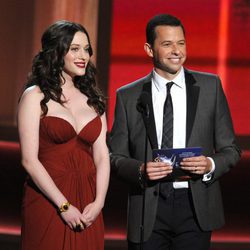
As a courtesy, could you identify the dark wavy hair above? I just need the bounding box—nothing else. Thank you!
[25,20,105,116]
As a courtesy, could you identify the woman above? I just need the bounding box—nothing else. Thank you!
[17,20,110,250]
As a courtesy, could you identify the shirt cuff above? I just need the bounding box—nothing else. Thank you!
[202,157,215,182]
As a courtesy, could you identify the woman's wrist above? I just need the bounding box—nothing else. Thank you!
[58,201,71,213]
[93,198,104,209]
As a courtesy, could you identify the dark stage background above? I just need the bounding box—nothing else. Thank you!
[0,0,249,249]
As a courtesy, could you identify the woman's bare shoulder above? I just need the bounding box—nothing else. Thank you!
[20,85,44,103]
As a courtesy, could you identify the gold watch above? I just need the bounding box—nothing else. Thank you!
[59,201,70,213]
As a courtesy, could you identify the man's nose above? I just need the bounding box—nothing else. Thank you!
[171,44,180,54]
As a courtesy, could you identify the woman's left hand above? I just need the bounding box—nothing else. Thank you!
[81,202,103,228]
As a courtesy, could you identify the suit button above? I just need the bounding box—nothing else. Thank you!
[153,191,158,196]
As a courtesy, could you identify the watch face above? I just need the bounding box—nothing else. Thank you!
[63,204,68,210]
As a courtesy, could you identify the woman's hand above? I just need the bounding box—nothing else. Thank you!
[81,202,103,228]
[60,205,85,231]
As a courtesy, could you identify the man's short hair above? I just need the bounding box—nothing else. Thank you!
[146,14,185,45]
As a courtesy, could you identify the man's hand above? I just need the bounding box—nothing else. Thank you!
[180,155,212,175]
[141,161,173,180]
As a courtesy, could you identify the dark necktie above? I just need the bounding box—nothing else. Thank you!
[161,82,174,149]
[160,82,174,198]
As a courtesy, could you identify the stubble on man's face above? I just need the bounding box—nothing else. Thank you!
[152,25,186,80]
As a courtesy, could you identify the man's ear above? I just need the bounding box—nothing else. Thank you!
[144,43,153,58]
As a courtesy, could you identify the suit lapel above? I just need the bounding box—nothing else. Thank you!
[139,70,200,149]
[185,69,200,146]
[141,79,158,149]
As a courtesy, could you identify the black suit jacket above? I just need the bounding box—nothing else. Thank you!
[110,69,241,243]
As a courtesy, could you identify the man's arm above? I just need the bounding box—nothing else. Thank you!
[109,90,144,187]
[181,76,241,182]
[210,77,241,180]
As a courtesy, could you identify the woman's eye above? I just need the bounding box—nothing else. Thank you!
[71,47,79,51]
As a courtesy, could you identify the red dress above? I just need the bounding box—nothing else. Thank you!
[21,116,104,250]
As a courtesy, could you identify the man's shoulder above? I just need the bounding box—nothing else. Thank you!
[185,68,219,80]
[185,68,223,91]
[117,73,152,94]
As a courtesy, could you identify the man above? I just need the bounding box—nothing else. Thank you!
[110,14,241,250]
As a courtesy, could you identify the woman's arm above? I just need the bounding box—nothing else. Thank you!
[18,86,83,230]
[82,113,110,227]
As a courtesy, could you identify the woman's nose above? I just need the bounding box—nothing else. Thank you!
[78,48,89,59]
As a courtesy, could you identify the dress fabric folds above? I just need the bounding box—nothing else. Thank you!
[21,115,104,250]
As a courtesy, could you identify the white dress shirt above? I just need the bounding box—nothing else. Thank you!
[151,67,214,188]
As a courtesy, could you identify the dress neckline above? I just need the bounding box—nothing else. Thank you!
[41,115,100,136]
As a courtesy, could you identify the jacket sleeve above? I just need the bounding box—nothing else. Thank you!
[209,77,241,182]
[109,90,143,188]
